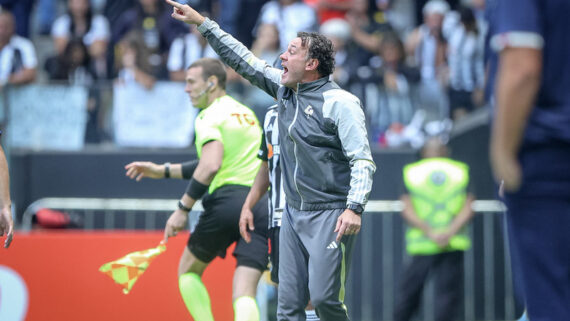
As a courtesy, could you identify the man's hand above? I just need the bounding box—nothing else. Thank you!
[125,161,164,181]
[165,0,206,25]
[0,205,14,248]
[490,146,522,192]
[239,206,255,243]
[334,209,361,242]
[164,209,189,243]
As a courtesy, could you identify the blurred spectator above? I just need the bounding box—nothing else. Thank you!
[345,0,392,82]
[257,0,318,50]
[51,0,110,79]
[167,23,217,81]
[232,0,268,48]
[0,10,37,88]
[366,32,420,142]
[116,30,156,90]
[216,0,241,39]
[303,0,351,23]
[443,6,484,121]
[346,0,392,54]
[414,0,458,26]
[45,38,96,85]
[250,23,280,64]
[112,0,187,79]
[319,18,350,88]
[406,0,449,122]
[104,0,136,29]
[44,38,105,143]
[0,0,33,37]
[35,0,58,35]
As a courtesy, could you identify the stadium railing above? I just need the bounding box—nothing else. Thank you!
[21,198,516,321]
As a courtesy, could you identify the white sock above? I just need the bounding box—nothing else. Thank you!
[305,309,320,321]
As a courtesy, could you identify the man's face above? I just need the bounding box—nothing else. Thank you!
[185,66,209,108]
[279,37,309,88]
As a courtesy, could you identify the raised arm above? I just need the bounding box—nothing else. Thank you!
[165,0,282,98]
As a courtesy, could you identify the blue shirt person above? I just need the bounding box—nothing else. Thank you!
[489,0,570,320]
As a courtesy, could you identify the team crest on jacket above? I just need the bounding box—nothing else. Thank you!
[304,105,314,118]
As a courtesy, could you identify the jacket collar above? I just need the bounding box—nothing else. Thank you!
[297,76,329,93]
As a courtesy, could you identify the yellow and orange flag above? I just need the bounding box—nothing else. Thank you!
[99,242,166,294]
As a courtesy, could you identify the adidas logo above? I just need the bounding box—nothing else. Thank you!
[326,241,338,249]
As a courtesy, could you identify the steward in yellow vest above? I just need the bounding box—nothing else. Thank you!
[394,137,475,321]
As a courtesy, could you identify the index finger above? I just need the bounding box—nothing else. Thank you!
[239,219,251,243]
[4,225,13,248]
[4,232,12,248]
[336,223,347,242]
[165,0,184,9]
[124,161,141,169]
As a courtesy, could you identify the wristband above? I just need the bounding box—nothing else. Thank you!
[164,162,171,178]
[177,200,192,212]
[181,159,199,179]
[185,178,209,200]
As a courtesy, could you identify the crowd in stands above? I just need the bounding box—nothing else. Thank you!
[0,0,488,148]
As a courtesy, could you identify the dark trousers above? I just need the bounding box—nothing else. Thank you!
[505,195,570,321]
[394,251,464,321]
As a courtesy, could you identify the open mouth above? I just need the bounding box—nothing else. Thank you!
[283,66,288,75]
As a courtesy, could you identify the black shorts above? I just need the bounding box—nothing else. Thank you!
[269,226,280,283]
[187,185,269,271]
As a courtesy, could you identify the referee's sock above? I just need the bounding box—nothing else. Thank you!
[179,273,214,321]
[233,296,260,321]
[305,309,320,320]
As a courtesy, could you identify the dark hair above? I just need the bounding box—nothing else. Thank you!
[120,30,153,75]
[297,31,335,78]
[63,37,90,67]
[379,31,405,64]
[459,6,478,35]
[188,58,227,89]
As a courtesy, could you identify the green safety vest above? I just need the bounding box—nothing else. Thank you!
[403,157,471,255]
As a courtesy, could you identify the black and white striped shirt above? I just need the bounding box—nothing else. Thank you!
[258,105,285,228]
[444,12,485,92]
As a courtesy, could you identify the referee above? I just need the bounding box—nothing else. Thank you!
[125,58,268,321]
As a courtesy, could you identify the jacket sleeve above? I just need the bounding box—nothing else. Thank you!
[197,18,282,99]
[323,89,376,207]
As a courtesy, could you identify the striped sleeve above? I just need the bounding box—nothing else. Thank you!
[347,159,376,206]
[322,89,376,207]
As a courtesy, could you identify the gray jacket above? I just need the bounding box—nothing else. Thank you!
[198,18,376,211]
